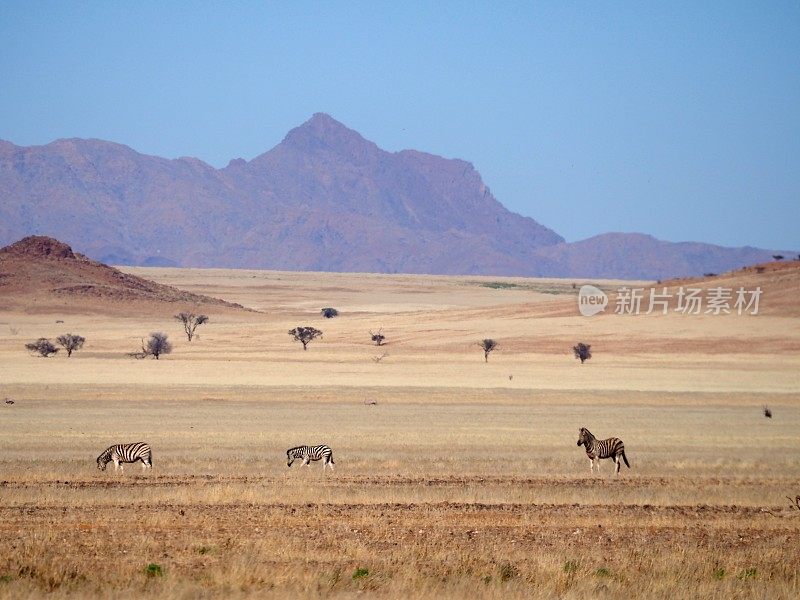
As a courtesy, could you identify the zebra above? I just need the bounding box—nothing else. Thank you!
[576,427,630,475]
[97,442,152,472]
[286,445,335,470]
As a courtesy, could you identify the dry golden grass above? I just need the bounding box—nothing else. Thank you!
[0,267,798,598]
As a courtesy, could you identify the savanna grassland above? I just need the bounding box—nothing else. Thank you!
[0,267,799,599]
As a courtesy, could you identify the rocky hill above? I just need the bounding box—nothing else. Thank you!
[0,236,250,314]
[0,114,789,279]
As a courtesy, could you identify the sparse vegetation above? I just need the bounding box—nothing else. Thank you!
[499,561,519,582]
[594,567,612,578]
[563,560,579,574]
[144,563,163,578]
[738,567,758,580]
[25,338,59,357]
[321,307,339,318]
[478,338,497,362]
[372,352,389,363]
[481,281,520,290]
[131,332,173,359]
[352,567,369,580]
[56,333,85,357]
[763,405,772,418]
[174,312,208,341]
[370,328,385,346]
[573,342,592,364]
[288,326,322,350]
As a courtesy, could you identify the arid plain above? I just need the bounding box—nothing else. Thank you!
[1,265,799,599]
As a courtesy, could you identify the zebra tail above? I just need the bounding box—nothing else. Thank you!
[622,450,630,468]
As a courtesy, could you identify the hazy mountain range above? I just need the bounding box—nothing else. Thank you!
[0,113,787,279]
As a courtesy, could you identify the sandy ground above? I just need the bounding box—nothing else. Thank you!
[0,268,798,598]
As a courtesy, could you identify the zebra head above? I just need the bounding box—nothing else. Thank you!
[577,427,593,447]
[287,449,295,467]
[97,455,108,470]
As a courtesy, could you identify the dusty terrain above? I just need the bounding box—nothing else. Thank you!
[0,263,798,598]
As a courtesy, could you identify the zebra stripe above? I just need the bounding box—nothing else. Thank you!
[577,428,630,475]
[286,445,335,470]
[97,442,152,472]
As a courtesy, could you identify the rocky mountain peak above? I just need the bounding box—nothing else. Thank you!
[2,236,76,259]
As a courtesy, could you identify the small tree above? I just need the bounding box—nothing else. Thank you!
[772,255,784,261]
[288,326,322,350]
[56,333,85,357]
[25,338,59,357]
[370,328,385,346]
[175,312,208,341]
[573,342,592,364]
[131,332,173,360]
[321,307,338,318]
[478,339,497,362]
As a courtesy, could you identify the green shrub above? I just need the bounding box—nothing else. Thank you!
[595,567,612,578]
[144,563,163,578]
[352,567,369,580]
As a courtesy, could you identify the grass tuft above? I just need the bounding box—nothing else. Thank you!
[563,560,579,574]
[352,567,369,580]
[499,561,519,582]
[144,563,163,578]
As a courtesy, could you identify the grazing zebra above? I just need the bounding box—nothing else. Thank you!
[286,445,335,470]
[576,427,630,475]
[97,442,152,472]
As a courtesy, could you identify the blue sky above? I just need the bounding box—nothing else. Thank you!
[1,1,798,250]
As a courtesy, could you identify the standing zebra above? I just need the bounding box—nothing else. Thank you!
[286,445,335,470]
[97,442,152,472]
[576,427,630,475]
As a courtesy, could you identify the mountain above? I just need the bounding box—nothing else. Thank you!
[530,233,786,281]
[0,236,249,314]
[0,114,789,279]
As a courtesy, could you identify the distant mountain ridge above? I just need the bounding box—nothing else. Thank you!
[0,113,788,279]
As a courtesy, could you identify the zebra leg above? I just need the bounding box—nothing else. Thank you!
[588,458,594,473]
[614,456,620,475]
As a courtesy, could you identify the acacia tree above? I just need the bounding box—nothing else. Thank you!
[478,339,497,362]
[25,338,59,357]
[175,312,209,341]
[370,328,386,346]
[131,332,173,360]
[573,342,592,364]
[56,333,85,357]
[288,326,322,350]
[772,255,784,261]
